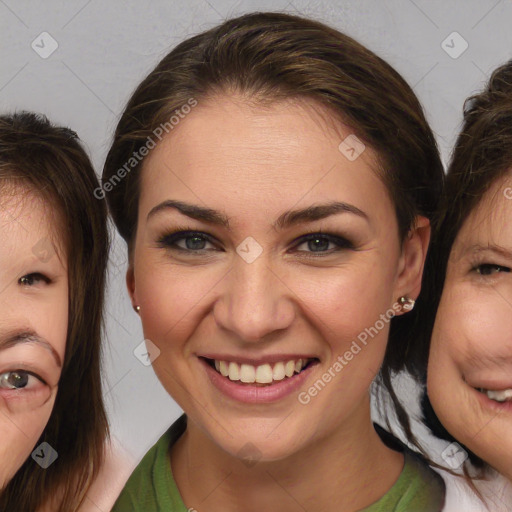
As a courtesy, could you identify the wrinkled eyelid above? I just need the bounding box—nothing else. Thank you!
[473,263,511,275]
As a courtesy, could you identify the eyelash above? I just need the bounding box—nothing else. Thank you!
[470,262,511,276]
[293,231,354,255]
[18,273,51,287]
[0,370,47,391]
[156,228,354,256]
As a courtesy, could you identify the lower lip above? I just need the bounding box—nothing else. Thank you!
[471,386,512,414]
[200,358,319,404]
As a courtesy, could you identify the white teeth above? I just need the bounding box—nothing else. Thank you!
[273,362,286,381]
[228,362,240,381]
[285,360,295,378]
[240,364,256,383]
[255,364,273,384]
[486,389,512,402]
[219,360,229,377]
[211,358,311,384]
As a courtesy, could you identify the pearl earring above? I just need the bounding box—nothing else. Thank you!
[399,296,415,312]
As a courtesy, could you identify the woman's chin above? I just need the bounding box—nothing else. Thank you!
[476,446,512,482]
[222,438,301,465]
[200,420,310,464]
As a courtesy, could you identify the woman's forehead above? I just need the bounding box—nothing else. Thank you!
[140,96,382,196]
[0,188,67,265]
[453,173,512,253]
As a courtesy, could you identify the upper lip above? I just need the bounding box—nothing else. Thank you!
[464,376,512,391]
[198,354,319,365]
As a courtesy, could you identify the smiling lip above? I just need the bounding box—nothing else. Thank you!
[199,356,319,404]
[465,375,512,391]
[198,353,318,365]
[464,375,512,405]
[468,384,512,413]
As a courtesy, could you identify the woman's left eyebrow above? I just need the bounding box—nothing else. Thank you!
[465,243,512,262]
[147,199,368,230]
[274,202,369,230]
[0,329,62,368]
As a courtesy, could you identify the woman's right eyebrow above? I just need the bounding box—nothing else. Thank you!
[0,329,62,368]
[147,199,369,230]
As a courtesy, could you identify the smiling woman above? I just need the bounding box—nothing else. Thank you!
[0,112,109,512]
[418,60,512,507]
[103,11,445,512]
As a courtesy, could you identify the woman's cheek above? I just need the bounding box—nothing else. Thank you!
[137,267,217,343]
[444,284,510,364]
[0,400,54,487]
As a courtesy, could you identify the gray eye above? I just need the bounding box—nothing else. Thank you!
[19,273,50,286]
[0,371,30,389]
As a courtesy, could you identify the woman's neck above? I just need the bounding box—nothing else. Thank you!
[170,401,404,512]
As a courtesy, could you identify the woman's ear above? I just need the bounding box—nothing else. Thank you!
[126,264,137,309]
[394,215,431,303]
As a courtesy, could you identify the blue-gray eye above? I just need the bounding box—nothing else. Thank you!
[157,231,216,252]
[295,234,353,253]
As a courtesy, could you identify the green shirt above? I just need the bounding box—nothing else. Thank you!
[112,415,445,512]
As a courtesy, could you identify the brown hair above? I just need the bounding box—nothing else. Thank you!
[102,11,444,453]
[0,112,109,511]
[416,61,512,477]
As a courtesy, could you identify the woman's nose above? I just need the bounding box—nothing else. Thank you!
[213,256,296,343]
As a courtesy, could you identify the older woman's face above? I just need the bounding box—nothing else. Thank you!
[129,95,427,461]
[0,191,67,488]
[428,173,512,479]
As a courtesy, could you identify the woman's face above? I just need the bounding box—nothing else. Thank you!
[128,95,428,461]
[0,190,68,488]
[428,173,512,479]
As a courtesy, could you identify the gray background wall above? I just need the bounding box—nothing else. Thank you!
[0,0,510,464]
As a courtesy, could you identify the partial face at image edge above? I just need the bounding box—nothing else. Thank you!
[428,172,512,480]
[0,189,68,488]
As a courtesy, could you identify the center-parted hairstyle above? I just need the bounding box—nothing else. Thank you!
[103,11,444,447]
